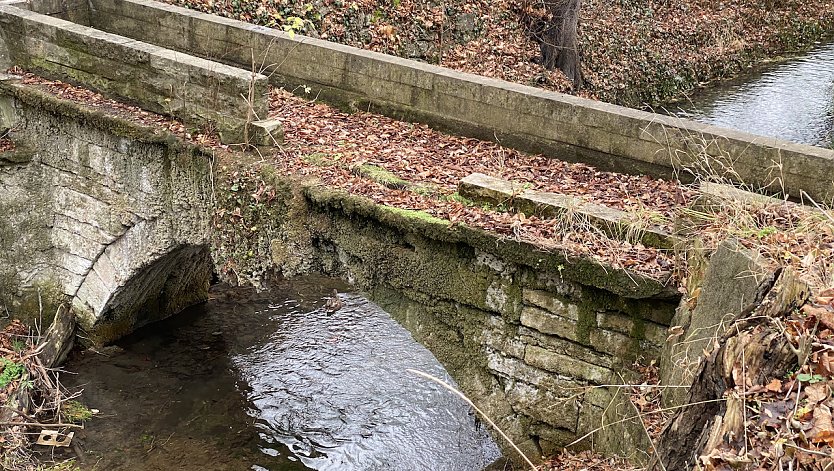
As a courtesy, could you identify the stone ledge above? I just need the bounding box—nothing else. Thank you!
[0,3,268,144]
[458,173,682,250]
[303,185,680,299]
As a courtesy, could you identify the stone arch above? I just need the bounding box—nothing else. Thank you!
[71,218,212,345]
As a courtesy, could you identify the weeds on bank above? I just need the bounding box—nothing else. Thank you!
[0,320,85,471]
[644,115,834,293]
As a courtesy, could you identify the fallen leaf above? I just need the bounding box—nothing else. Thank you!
[759,400,794,428]
[817,352,834,377]
[765,378,782,392]
[808,405,834,445]
[804,304,834,330]
[806,382,830,404]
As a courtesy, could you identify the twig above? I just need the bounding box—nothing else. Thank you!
[565,398,728,448]
[0,421,84,429]
[784,443,832,457]
[407,368,538,471]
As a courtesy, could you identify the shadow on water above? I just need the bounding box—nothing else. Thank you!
[60,276,501,470]
[667,41,834,147]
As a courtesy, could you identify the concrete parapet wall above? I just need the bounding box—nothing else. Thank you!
[0,3,267,143]
[90,0,834,202]
[24,0,91,25]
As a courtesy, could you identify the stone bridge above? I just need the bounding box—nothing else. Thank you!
[0,75,678,460]
[0,0,831,463]
[0,77,214,343]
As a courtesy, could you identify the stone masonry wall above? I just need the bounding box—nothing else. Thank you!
[90,0,834,202]
[249,182,678,463]
[0,3,267,144]
[0,77,214,344]
[0,70,678,462]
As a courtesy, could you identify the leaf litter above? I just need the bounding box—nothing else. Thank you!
[7,69,834,470]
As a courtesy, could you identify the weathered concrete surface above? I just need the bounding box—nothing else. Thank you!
[459,172,680,249]
[0,77,213,344]
[88,0,834,202]
[659,239,773,408]
[23,0,91,24]
[0,3,267,144]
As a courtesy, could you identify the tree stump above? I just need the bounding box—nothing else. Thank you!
[651,268,810,470]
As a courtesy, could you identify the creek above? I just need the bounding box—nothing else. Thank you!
[669,41,834,147]
[60,276,501,470]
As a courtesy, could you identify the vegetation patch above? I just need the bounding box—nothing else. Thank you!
[60,400,93,423]
[0,357,24,388]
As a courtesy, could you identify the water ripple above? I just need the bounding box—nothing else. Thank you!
[671,42,834,147]
[234,293,501,471]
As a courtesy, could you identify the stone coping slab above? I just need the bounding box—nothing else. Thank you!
[458,173,681,250]
[302,184,679,299]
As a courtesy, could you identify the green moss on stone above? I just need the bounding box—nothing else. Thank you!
[379,205,450,225]
[353,163,408,189]
[302,152,339,166]
[575,304,596,345]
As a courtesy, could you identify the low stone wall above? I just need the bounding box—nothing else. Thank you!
[213,159,678,462]
[0,3,267,143]
[88,0,834,202]
[0,76,214,344]
[23,0,90,24]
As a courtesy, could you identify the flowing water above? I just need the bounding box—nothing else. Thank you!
[669,41,834,147]
[60,277,501,470]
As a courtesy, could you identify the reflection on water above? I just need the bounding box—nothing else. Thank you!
[670,42,834,147]
[62,277,500,471]
[239,292,501,471]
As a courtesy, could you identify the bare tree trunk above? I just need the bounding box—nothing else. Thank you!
[537,0,583,87]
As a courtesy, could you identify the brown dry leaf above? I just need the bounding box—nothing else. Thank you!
[759,400,794,428]
[805,304,834,330]
[667,325,685,342]
[765,378,782,392]
[818,352,834,377]
[808,404,834,445]
[806,382,830,404]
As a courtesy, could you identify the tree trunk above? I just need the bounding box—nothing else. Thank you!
[651,268,810,470]
[538,0,583,87]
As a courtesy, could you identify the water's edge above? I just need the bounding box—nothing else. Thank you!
[670,41,834,147]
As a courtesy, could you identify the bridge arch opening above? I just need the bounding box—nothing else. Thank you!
[72,242,213,345]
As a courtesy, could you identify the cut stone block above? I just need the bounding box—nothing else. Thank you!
[248,118,284,147]
[459,172,681,249]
